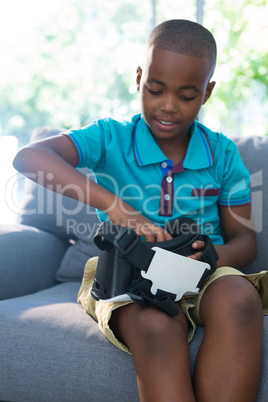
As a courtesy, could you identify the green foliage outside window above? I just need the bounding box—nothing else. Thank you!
[0,0,267,147]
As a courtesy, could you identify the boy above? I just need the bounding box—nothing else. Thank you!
[14,20,263,401]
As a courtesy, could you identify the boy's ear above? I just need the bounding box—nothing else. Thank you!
[136,66,142,92]
[202,81,216,105]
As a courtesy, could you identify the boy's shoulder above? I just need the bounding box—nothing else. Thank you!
[196,121,238,154]
[194,122,246,174]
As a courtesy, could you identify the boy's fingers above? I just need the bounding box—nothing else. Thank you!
[191,240,205,250]
[188,252,202,261]
[152,225,173,242]
[163,229,173,241]
[135,223,155,242]
[155,229,173,242]
[136,224,172,242]
[188,240,205,261]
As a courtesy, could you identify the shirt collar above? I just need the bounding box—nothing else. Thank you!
[183,121,214,169]
[132,115,214,169]
[132,115,167,166]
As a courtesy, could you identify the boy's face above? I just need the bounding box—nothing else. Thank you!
[136,47,215,144]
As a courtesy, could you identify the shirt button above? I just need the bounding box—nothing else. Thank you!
[166,176,173,183]
[164,194,171,201]
[161,161,168,168]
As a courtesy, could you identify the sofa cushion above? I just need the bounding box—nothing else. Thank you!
[0,224,67,299]
[0,282,267,402]
[0,282,137,402]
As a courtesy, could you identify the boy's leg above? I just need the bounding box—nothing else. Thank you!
[193,275,263,402]
[110,302,196,402]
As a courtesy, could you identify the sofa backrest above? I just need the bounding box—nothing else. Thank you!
[231,135,268,273]
[20,127,268,279]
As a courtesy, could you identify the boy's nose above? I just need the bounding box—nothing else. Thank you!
[160,95,178,113]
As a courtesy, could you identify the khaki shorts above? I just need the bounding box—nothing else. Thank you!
[78,257,268,355]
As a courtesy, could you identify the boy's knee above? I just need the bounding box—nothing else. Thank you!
[201,276,262,327]
[231,284,262,327]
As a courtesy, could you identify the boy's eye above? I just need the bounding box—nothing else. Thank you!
[181,95,196,102]
[147,88,162,95]
[146,86,196,101]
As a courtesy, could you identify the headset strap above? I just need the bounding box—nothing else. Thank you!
[94,221,218,275]
[94,222,155,272]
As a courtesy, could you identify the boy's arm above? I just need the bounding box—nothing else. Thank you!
[215,204,257,268]
[191,204,257,269]
[13,135,172,242]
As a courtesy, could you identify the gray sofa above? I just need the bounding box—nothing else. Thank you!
[0,127,268,402]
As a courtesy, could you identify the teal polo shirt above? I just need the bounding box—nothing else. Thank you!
[66,113,250,244]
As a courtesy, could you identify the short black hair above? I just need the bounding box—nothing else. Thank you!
[147,19,217,70]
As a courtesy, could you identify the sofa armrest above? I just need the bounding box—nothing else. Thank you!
[0,224,69,300]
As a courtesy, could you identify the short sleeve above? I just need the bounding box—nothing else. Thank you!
[218,140,250,207]
[64,119,107,169]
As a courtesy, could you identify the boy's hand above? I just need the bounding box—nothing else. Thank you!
[188,240,205,261]
[106,200,172,242]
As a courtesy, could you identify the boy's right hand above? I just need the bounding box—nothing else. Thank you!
[106,200,172,243]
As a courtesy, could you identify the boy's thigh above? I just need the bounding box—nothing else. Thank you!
[110,301,189,348]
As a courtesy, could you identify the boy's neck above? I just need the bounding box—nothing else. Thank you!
[154,130,191,166]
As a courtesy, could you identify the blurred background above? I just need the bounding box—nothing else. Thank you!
[1,0,268,223]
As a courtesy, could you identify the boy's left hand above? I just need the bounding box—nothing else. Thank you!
[189,240,205,261]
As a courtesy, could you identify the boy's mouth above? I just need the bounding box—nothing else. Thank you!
[155,119,178,130]
[159,120,174,125]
